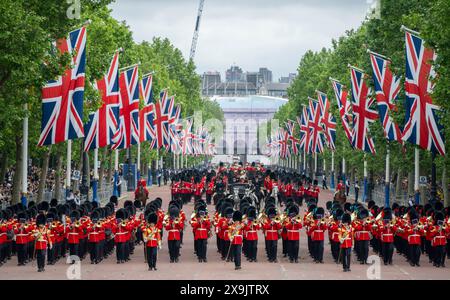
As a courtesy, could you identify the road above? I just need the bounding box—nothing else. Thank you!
[1,184,449,280]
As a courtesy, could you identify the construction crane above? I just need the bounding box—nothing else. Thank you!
[189,0,205,62]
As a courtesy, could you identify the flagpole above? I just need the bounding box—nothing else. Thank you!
[137,143,141,180]
[342,156,346,186]
[92,148,99,203]
[66,140,72,200]
[330,151,335,190]
[363,153,368,202]
[414,148,420,204]
[303,151,306,175]
[21,103,28,207]
[384,145,390,208]
[314,152,317,180]
[113,149,119,197]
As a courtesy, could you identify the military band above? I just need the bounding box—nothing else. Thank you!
[0,162,449,274]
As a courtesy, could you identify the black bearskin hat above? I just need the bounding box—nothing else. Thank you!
[232,210,242,222]
[37,201,49,212]
[36,213,46,226]
[314,207,324,219]
[146,213,158,224]
[342,213,351,224]
[109,195,118,205]
[124,200,133,208]
[169,207,180,218]
[70,210,80,220]
[50,198,58,207]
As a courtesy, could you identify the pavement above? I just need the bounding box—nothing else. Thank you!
[1,184,449,280]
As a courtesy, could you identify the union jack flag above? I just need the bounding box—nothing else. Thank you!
[330,79,353,146]
[401,30,445,155]
[317,91,337,151]
[369,52,403,143]
[139,74,156,146]
[180,118,194,155]
[152,90,171,150]
[278,128,291,158]
[349,67,378,154]
[84,51,120,151]
[285,120,300,155]
[112,66,140,149]
[296,105,311,153]
[38,27,87,146]
[168,103,182,153]
[308,98,325,154]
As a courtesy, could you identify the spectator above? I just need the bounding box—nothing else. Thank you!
[354,181,360,203]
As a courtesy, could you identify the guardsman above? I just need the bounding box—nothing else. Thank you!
[262,207,281,263]
[190,206,211,262]
[308,207,327,263]
[379,208,396,265]
[87,209,103,264]
[14,212,31,266]
[294,179,304,206]
[112,209,129,264]
[328,208,344,263]
[193,176,204,202]
[165,206,183,263]
[205,178,215,205]
[353,208,371,264]
[243,206,260,262]
[219,207,234,261]
[46,213,57,265]
[284,205,302,263]
[66,210,82,264]
[431,211,448,267]
[33,213,52,272]
[143,213,161,271]
[228,211,244,270]
[338,212,353,272]
[406,211,424,267]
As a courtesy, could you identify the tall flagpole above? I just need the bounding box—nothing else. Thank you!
[113,149,119,197]
[414,148,420,204]
[21,103,28,206]
[137,143,141,180]
[384,145,390,207]
[66,140,72,200]
[363,153,368,202]
[330,151,335,190]
[314,153,318,180]
[342,157,346,184]
[92,148,99,203]
[303,151,306,174]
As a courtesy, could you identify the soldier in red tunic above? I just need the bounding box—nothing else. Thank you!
[33,213,52,272]
[190,206,211,262]
[284,205,302,263]
[165,206,184,263]
[353,208,371,264]
[228,211,244,270]
[378,208,396,265]
[262,207,281,263]
[308,207,327,263]
[14,212,31,266]
[143,213,161,271]
[431,211,448,267]
[243,206,260,262]
[339,213,353,272]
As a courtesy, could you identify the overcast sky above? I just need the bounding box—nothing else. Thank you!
[109,0,372,80]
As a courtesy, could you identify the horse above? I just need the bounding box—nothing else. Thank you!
[135,185,149,208]
[333,189,347,205]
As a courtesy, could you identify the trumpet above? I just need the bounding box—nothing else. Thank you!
[174,217,180,224]
[273,214,282,224]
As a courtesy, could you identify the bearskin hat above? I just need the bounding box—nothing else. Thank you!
[232,210,242,222]
[267,207,277,217]
[343,202,351,212]
[358,209,369,219]
[288,205,299,216]
[342,213,351,224]
[434,211,445,222]
[109,195,118,205]
[146,213,158,224]
[326,201,333,211]
[247,206,257,219]
[115,208,126,221]
[367,200,375,209]
[169,207,180,218]
[36,213,46,226]
[28,201,36,208]
[124,200,133,208]
[334,208,344,220]
[434,201,444,212]
[91,209,101,222]
[92,201,99,209]
[314,207,324,219]
[70,210,80,220]
[37,201,49,212]
[225,207,234,218]
[17,211,27,222]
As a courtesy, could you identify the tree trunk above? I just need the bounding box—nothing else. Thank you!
[37,146,51,203]
[107,148,113,187]
[442,164,449,207]
[395,168,402,200]
[98,147,106,189]
[0,150,8,184]
[11,135,23,204]
[54,151,63,201]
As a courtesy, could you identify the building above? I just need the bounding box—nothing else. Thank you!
[258,67,273,84]
[279,73,297,84]
[211,95,287,162]
[201,72,221,96]
[245,72,260,89]
[225,65,244,82]
[259,82,290,98]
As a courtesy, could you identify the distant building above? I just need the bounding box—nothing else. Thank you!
[258,67,273,84]
[226,65,244,83]
[245,72,260,89]
[278,73,297,84]
[259,82,290,98]
[201,72,221,96]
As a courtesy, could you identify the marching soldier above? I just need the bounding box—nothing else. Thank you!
[165,206,184,263]
[431,211,448,267]
[309,207,327,263]
[219,207,234,261]
[284,205,302,263]
[262,207,281,263]
[112,209,129,264]
[338,212,353,272]
[143,213,161,271]
[66,210,82,264]
[14,212,31,266]
[33,213,52,272]
[87,209,103,264]
[328,208,344,263]
[190,206,211,262]
[243,207,260,262]
[406,211,424,267]
[353,208,371,264]
[379,208,396,265]
[228,211,244,270]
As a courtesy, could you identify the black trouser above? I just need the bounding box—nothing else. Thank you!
[116,242,125,261]
[28,242,34,260]
[242,239,248,257]
[287,240,299,261]
[69,243,79,260]
[358,240,369,263]
[168,240,180,261]
[222,240,230,259]
[47,246,55,264]
[322,181,328,189]
[36,249,46,270]
[206,193,212,204]
[124,241,130,260]
[247,240,257,261]
[330,241,339,262]
[433,245,446,266]
[282,237,288,256]
[266,240,277,261]
[232,244,242,267]
[447,240,450,259]
[341,248,351,270]
[16,244,27,265]
[89,242,100,263]
[0,244,6,263]
[307,236,312,256]
[409,244,421,265]
[381,242,394,264]
[146,246,157,269]
[217,236,221,252]
[312,240,324,262]
[196,239,207,260]
[79,238,86,259]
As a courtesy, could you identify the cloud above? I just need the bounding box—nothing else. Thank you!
[109,0,370,80]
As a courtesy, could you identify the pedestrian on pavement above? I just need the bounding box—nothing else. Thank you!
[322,174,328,190]
[345,179,350,196]
[354,181,360,203]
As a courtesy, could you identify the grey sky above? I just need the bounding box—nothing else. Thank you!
[109,0,372,80]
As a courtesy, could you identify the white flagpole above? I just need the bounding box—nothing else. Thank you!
[331,151,335,189]
[363,154,368,202]
[21,103,28,206]
[137,143,141,179]
[314,152,318,179]
[303,151,306,174]
[92,148,99,202]
[113,149,119,196]
[66,140,72,199]
[414,148,420,204]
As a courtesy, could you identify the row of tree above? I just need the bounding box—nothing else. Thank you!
[273,0,450,205]
[0,0,224,204]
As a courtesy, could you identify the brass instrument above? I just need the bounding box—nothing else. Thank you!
[174,217,180,224]
[273,214,282,224]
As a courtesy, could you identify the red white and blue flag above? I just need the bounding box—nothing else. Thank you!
[317,91,337,151]
[369,52,403,143]
[84,51,120,151]
[401,30,445,155]
[168,103,182,153]
[112,66,140,149]
[308,98,325,154]
[278,128,291,158]
[152,90,171,150]
[39,27,87,146]
[139,74,156,147]
[285,120,300,155]
[180,118,194,155]
[349,66,378,154]
[330,79,353,146]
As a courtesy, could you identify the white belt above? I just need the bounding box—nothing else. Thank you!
[314,230,323,232]
[288,230,300,233]
[16,233,28,237]
[197,228,207,231]
[169,229,179,232]
[115,232,127,235]
[267,230,277,232]
[247,230,257,233]
[68,232,79,235]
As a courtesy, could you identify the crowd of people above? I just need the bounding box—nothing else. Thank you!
[0,161,449,274]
